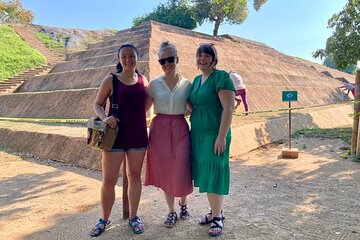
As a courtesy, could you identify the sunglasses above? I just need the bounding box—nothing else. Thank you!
[158,56,176,65]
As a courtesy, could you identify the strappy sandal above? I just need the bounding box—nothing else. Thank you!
[199,210,225,225]
[179,201,190,220]
[208,216,224,237]
[199,211,213,225]
[164,212,178,228]
[90,218,112,237]
[128,216,145,234]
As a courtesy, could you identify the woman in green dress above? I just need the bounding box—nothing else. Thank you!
[189,43,235,237]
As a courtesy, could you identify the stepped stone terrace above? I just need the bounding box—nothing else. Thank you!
[0,21,354,119]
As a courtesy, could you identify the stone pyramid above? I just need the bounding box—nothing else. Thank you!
[0,21,354,119]
[0,21,355,169]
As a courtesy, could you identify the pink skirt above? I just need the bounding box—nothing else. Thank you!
[144,114,193,197]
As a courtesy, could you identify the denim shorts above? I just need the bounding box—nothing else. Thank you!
[109,147,147,152]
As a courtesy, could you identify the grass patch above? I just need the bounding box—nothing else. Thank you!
[0,24,47,81]
[293,127,357,160]
[293,127,352,145]
[36,32,68,48]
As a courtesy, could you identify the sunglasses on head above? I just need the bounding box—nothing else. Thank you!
[158,56,176,65]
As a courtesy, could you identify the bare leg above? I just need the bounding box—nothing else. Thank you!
[164,192,178,227]
[179,196,187,205]
[101,151,125,220]
[164,192,175,212]
[207,193,224,235]
[125,149,146,219]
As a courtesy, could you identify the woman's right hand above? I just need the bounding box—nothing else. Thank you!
[102,116,118,128]
[214,136,226,155]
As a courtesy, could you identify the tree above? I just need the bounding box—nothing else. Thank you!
[0,0,34,24]
[132,0,197,30]
[313,0,359,71]
[323,56,356,74]
[191,0,268,36]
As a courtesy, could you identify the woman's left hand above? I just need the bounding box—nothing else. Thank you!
[214,136,226,155]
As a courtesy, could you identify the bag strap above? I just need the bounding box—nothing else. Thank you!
[110,73,119,118]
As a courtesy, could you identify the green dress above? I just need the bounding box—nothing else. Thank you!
[189,70,235,195]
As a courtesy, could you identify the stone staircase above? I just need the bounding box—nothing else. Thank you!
[0,65,53,94]
[0,24,64,95]
[10,24,64,64]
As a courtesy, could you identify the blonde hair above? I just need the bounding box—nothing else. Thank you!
[158,41,178,57]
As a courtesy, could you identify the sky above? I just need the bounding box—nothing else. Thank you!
[20,0,348,64]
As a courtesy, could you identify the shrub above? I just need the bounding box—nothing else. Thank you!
[36,32,65,48]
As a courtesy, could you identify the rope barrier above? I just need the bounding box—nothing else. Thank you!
[0,117,88,124]
[0,103,351,123]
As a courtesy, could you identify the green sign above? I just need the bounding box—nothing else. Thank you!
[282,91,298,102]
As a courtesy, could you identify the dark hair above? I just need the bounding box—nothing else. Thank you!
[116,43,140,73]
[196,43,218,67]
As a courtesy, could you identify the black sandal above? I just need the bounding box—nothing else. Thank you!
[199,211,213,225]
[208,217,224,237]
[179,201,190,220]
[164,212,177,228]
[199,210,225,225]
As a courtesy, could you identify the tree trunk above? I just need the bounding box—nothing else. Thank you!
[213,18,221,36]
[122,160,129,219]
[353,70,360,156]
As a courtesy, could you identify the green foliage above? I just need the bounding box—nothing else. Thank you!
[192,0,267,36]
[0,24,46,81]
[293,127,352,145]
[133,0,267,36]
[313,0,360,70]
[294,127,358,160]
[0,0,34,24]
[323,56,356,74]
[36,32,68,48]
[339,150,350,159]
[133,0,197,29]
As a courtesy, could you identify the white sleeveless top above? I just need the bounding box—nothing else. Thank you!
[147,75,192,115]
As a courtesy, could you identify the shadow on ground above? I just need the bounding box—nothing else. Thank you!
[1,137,360,240]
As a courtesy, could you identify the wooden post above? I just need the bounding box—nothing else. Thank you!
[281,91,298,158]
[288,101,292,149]
[351,70,360,158]
[354,70,360,156]
[122,159,129,219]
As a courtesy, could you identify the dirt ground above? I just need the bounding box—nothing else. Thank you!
[1,137,360,240]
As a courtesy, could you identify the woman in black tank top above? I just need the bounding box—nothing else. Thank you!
[90,43,149,236]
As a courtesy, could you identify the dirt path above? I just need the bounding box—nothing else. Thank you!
[1,137,360,240]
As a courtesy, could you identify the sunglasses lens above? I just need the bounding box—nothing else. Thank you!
[167,56,175,63]
[158,59,166,65]
[158,56,176,65]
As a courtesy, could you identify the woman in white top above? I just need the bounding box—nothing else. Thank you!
[144,41,193,228]
[338,82,355,96]
[229,70,249,113]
